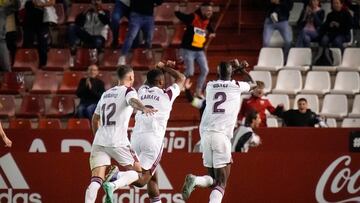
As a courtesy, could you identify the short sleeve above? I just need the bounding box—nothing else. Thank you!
[165,83,181,102]
[125,87,138,105]
[94,99,101,115]
[237,81,251,93]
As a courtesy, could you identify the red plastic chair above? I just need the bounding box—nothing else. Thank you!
[170,24,186,47]
[0,95,15,118]
[58,71,85,94]
[13,49,39,72]
[73,48,92,71]
[38,118,62,129]
[99,49,121,71]
[46,95,75,117]
[130,49,155,70]
[31,71,59,94]
[44,48,71,71]
[133,71,145,90]
[0,72,25,94]
[9,119,32,129]
[154,3,178,25]
[152,26,169,48]
[16,95,46,118]
[98,71,114,90]
[67,118,91,129]
[67,4,91,23]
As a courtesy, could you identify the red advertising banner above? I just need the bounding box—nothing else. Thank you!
[0,152,359,203]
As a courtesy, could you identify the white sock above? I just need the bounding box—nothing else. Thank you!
[209,186,224,203]
[150,196,161,203]
[85,177,102,203]
[113,170,139,189]
[195,175,214,188]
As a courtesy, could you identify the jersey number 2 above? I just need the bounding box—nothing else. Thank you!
[101,103,116,126]
[213,92,226,113]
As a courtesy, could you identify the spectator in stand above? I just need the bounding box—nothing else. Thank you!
[239,81,283,127]
[0,0,19,72]
[75,64,105,120]
[296,0,325,47]
[319,0,353,50]
[5,1,18,65]
[68,0,110,66]
[279,98,327,127]
[263,0,293,58]
[232,111,261,153]
[117,0,163,65]
[23,0,58,68]
[175,2,215,98]
[110,0,129,48]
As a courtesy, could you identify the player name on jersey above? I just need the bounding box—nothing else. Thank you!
[140,94,160,101]
[213,83,228,88]
[103,93,119,99]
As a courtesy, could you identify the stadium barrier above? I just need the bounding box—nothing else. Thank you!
[0,128,359,203]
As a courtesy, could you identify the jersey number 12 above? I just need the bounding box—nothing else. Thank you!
[101,103,116,126]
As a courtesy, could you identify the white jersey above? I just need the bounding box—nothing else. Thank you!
[93,85,138,147]
[200,80,250,139]
[132,83,181,138]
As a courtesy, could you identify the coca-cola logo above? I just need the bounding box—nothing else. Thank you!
[316,155,360,203]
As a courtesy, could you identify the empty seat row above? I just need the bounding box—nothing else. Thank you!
[265,94,360,119]
[254,47,360,72]
[12,47,183,72]
[266,117,360,128]
[0,70,146,94]
[4,118,91,129]
[250,70,360,95]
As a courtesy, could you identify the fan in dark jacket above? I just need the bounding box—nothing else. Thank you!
[319,0,353,50]
[296,0,324,47]
[76,65,105,120]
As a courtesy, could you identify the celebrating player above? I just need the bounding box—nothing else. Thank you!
[0,102,12,147]
[85,65,156,203]
[103,60,185,203]
[181,60,256,203]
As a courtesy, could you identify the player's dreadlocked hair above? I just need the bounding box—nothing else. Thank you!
[217,61,232,80]
[146,69,164,87]
[116,65,133,80]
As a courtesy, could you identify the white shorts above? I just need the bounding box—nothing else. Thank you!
[89,145,139,170]
[200,131,232,169]
[131,133,163,175]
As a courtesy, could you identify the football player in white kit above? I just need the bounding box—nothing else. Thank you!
[85,65,156,203]
[102,60,185,203]
[181,60,256,203]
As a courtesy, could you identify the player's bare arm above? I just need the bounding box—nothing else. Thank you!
[230,59,257,90]
[156,60,186,89]
[0,122,12,147]
[129,98,157,116]
[91,113,100,135]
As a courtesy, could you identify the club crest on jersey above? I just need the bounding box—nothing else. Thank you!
[141,94,160,101]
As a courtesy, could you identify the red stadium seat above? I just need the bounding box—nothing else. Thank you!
[185,2,201,14]
[170,24,186,47]
[46,95,75,117]
[44,48,71,71]
[133,71,145,90]
[9,119,32,129]
[54,3,66,24]
[58,71,85,94]
[130,49,155,70]
[98,71,114,90]
[117,25,128,46]
[152,26,169,48]
[68,4,91,23]
[154,3,178,25]
[0,95,15,118]
[16,95,46,118]
[169,102,200,122]
[73,48,92,71]
[13,49,39,72]
[99,49,120,70]
[31,71,59,94]
[102,3,115,15]
[67,118,91,129]
[38,118,62,129]
[0,72,25,94]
